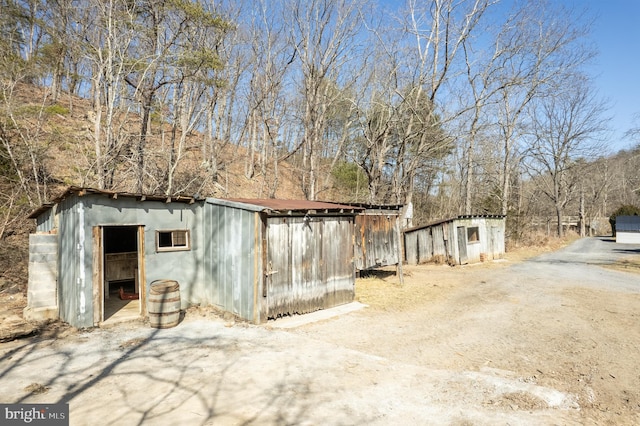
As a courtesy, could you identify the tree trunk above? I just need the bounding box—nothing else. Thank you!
[579,190,586,237]
[137,93,153,193]
[556,204,564,238]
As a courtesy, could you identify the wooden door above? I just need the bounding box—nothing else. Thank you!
[457,226,468,265]
[265,216,354,319]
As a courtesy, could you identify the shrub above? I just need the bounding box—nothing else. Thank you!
[44,104,69,115]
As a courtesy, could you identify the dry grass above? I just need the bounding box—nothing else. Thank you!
[605,257,640,274]
[355,264,479,312]
[506,231,580,261]
[355,239,580,313]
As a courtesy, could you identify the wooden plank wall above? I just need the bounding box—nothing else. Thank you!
[355,213,400,270]
[266,216,354,319]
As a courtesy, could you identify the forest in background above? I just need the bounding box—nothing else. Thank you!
[1,0,640,290]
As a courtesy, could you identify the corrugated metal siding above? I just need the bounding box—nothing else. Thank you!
[266,216,354,319]
[203,202,258,322]
[355,214,400,270]
[56,196,89,327]
[35,207,56,232]
[616,216,640,233]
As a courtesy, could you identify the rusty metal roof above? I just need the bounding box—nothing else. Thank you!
[28,186,204,219]
[225,198,363,214]
[337,202,404,214]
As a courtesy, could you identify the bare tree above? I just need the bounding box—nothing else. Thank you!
[490,0,595,216]
[288,0,363,200]
[240,0,295,197]
[0,0,54,206]
[526,76,609,237]
[388,0,490,207]
[84,0,137,190]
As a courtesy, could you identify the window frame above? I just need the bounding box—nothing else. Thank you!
[156,229,191,252]
[466,226,480,244]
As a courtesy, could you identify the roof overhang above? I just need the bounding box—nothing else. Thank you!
[28,186,205,219]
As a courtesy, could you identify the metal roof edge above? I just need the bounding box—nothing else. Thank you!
[403,214,506,233]
[456,214,506,219]
[325,202,404,211]
[27,186,205,219]
[205,198,266,212]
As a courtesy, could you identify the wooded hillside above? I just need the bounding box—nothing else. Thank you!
[1,0,639,292]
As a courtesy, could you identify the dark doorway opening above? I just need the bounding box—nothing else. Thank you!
[103,226,140,321]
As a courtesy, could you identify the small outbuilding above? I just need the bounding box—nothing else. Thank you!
[403,215,506,266]
[615,215,640,244]
[25,186,361,328]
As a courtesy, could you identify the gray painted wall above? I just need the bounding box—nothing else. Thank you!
[46,193,201,328]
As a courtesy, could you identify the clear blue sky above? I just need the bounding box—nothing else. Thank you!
[378,0,639,152]
[576,0,640,152]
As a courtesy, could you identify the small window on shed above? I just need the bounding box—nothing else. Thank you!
[156,230,190,252]
[467,226,479,243]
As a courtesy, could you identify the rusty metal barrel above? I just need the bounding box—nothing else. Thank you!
[147,279,181,328]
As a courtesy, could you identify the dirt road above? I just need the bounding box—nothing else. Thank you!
[1,237,639,425]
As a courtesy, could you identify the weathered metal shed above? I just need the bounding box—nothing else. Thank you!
[615,215,640,244]
[403,215,506,266]
[25,187,361,328]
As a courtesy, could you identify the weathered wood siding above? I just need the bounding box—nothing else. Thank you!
[29,190,362,327]
[355,213,400,270]
[404,232,418,265]
[404,216,505,265]
[405,223,454,265]
[417,227,432,264]
[266,216,354,319]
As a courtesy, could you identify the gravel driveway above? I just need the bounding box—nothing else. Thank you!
[1,237,639,425]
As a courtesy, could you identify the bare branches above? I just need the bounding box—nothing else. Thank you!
[525,75,610,236]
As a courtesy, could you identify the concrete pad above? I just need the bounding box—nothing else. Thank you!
[268,301,367,329]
